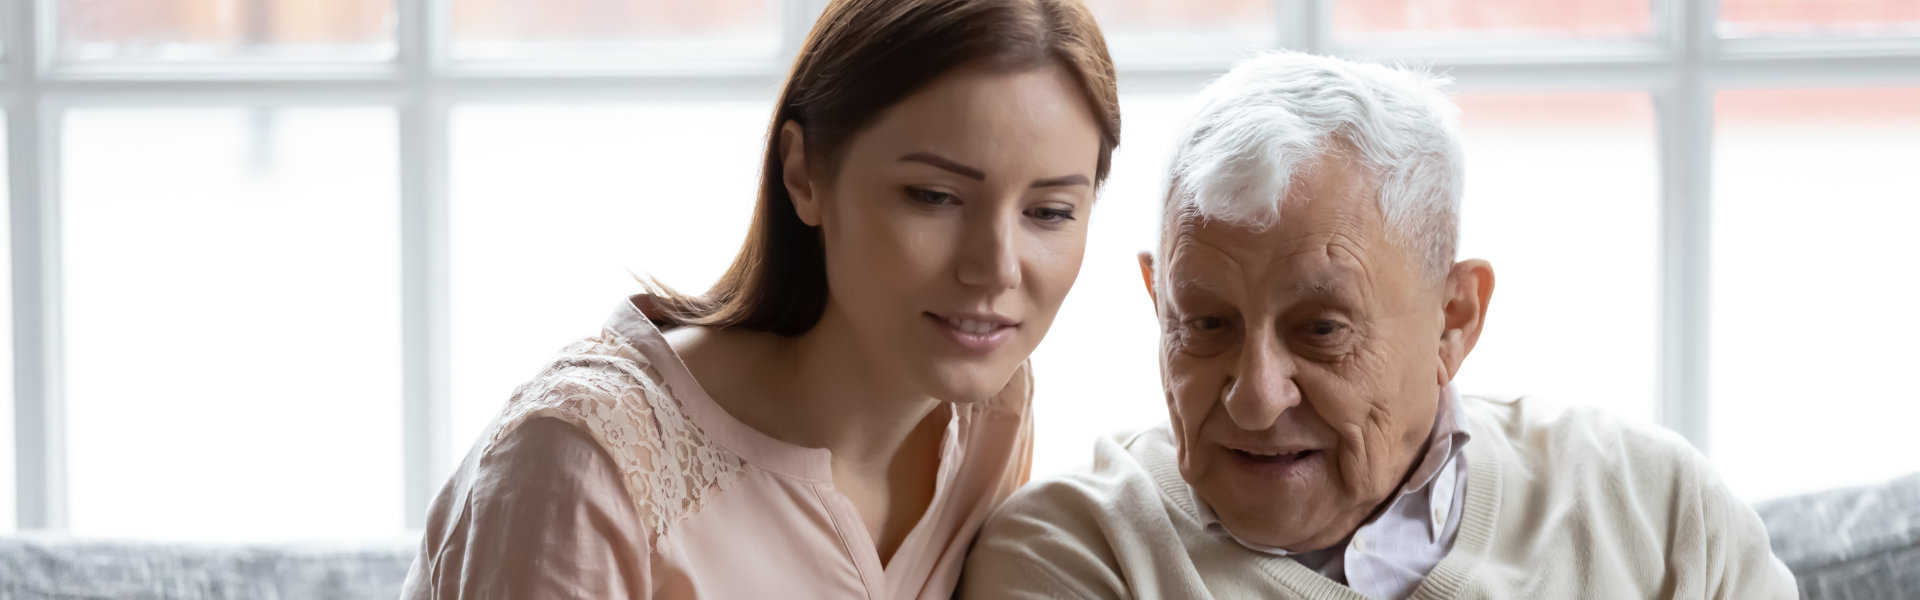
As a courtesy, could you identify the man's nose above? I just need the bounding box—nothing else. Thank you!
[1222,327,1301,431]
[955,207,1020,290]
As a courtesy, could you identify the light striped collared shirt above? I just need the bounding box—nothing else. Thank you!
[1192,386,1472,600]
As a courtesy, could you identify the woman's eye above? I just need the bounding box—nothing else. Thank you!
[907,187,957,206]
[1025,206,1077,224]
[1191,316,1226,331]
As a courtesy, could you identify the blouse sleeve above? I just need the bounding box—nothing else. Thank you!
[403,417,651,599]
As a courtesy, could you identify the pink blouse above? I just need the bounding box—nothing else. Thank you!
[402,296,1034,599]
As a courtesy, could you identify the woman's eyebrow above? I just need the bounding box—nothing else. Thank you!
[1030,174,1089,188]
[899,152,984,180]
[901,152,1088,188]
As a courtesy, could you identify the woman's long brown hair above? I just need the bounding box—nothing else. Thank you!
[645,0,1120,336]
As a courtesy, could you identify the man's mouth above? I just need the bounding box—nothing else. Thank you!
[1229,448,1318,465]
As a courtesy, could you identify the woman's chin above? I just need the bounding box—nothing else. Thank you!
[921,364,1018,404]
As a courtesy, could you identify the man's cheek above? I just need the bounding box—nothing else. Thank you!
[1168,373,1212,423]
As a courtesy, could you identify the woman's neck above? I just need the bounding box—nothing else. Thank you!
[676,304,943,465]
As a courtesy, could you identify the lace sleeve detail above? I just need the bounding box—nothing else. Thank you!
[484,331,745,546]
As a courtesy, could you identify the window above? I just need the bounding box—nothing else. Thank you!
[1087,0,1276,61]
[54,0,396,61]
[448,0,780,61]
[1709,87,1920,501]
[1335,0,1656,43]
[1718,0,1920,38]
[8,0,1917,536]
[1449,93,1661,425]
[61,108,403,539]
[0,117,11,534]
[446,102,769,461]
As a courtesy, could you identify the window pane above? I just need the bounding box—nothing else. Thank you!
[1711,88,1920,501]
[447,102,769,460]
[1336,0,1654,44]
[0,117,11,534]
[1084,0,1275,59]
[1450,94,1661,425]
[449,0,779,61]
[55,0,395,62]
[63,108,403,540]
[1029,94,1196,477]
[1719,0,1920,38]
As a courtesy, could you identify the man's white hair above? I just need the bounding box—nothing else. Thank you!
[1162,50,1465,279]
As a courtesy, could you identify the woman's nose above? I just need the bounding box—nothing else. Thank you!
[956,208,1020,290]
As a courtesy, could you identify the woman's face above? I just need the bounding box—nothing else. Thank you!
[786,64,1103,403]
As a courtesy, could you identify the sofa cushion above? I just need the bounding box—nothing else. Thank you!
[0,534,416,600]
[1756,472,1920,600]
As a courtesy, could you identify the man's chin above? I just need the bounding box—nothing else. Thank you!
[1207,486,1347,551]
[1218,514,1331,551]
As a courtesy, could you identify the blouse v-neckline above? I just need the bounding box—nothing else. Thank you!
[609,295,968,583]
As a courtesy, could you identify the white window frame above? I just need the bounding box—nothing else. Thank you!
[6,0,1918,532]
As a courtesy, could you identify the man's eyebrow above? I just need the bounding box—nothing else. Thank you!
[1292,280,1339,295]
[899,152,984,181]
[1169,274,1220,295]
[1289,272,1359,298]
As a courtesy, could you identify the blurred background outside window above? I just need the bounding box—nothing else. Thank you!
[3,0,1916,539]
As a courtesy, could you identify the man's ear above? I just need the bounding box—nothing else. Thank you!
[779,121,822,227]
[1438,259,1495,385]
[1138,251,1159,312]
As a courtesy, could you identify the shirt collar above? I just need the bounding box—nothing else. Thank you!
[1189,384,1472,554]
[1413,385,1470,541]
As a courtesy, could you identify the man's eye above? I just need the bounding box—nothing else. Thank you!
[1174,315,1234,357]
[907,187,956,206]
[1300,320,1354,348]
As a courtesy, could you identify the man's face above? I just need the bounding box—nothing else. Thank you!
[1146,155,1470,552]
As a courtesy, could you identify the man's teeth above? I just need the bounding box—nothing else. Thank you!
[946,318,999,334]
[1242,449,1304,457]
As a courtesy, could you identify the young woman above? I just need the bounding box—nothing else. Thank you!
[400,0,1119,597]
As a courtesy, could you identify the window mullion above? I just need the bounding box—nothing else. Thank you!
[780,0,823,67]
[398,0,452,530]
[1656,0,1717,454]
[10,0,67,532]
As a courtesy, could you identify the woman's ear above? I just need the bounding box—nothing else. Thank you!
[779,121,822,226]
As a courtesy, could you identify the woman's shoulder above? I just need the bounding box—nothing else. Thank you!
[480,327,749,545]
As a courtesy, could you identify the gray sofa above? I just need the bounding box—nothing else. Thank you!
[3,474,1915,599]
[0,538,415,599]
[1755,472,1920,599]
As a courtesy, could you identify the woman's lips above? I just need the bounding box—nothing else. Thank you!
[926,312,1017,354]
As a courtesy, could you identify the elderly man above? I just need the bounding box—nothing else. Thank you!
[959,52,1795,599]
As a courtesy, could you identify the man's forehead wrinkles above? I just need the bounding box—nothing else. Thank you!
[1171,234,1365,306]
[1167,237,1247,299]
[1321,232,1368,270]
